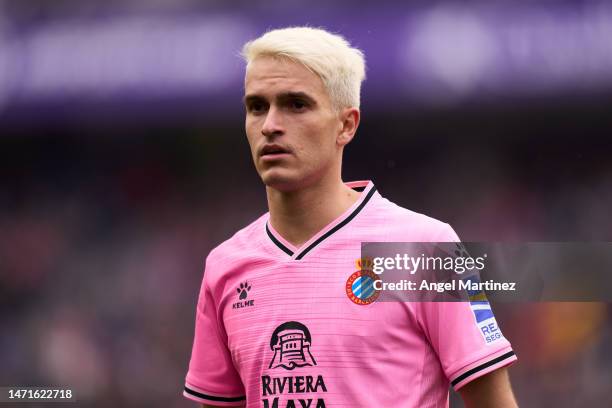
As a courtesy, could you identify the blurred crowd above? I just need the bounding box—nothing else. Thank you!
[0,109,611,407]
[1,0,612,406]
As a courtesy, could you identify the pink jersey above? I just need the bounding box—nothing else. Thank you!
[184,180,516,407]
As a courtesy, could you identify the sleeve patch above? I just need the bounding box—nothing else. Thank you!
[469,301,506,345]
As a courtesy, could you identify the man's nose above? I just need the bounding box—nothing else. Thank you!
[261,107,284,137]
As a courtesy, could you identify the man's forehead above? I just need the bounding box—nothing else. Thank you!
[245,73,306,91]
[245,57,323,91]
[244,84,323,104]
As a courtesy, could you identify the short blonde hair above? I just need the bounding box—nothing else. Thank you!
[241,26,366,109]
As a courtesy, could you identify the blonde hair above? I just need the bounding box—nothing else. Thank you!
[241,26,366,109]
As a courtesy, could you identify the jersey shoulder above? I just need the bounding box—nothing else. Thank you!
[372,195,460,242]
[203,212,269,283]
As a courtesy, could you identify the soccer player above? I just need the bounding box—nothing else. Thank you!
[183,27,518,408]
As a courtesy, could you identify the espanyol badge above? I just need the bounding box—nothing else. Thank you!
[346,258,381,305]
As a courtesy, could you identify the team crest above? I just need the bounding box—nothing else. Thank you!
[346,258,380,305]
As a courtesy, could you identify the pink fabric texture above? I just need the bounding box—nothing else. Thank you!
[184,181,516,407]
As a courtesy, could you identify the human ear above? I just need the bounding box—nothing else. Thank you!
[337,107,360,147]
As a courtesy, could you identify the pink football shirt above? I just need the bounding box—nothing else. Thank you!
[184,181,516,407]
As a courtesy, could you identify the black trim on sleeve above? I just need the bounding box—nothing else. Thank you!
[266,223,294,256]
[451,350,516,387]
[184,386,246,402]
[295,186,377,260]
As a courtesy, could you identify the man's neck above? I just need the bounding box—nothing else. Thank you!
[267,178,361,248]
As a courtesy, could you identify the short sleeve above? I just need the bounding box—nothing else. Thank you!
[183,256,246,406]
[420,223,517,390]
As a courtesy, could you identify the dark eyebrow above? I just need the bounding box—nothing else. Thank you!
[243,94,265,106]
[243,92,317,106]
[277,92,317,105]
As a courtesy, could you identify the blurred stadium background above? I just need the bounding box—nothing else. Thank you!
[1,0,612,406]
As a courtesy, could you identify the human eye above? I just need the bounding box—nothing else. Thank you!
[290,98,308,112]
[246,98,268,115]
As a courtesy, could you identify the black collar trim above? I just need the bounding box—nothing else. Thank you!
[295,186,376,260]
[266,223,294,256]
[266,186,377,260]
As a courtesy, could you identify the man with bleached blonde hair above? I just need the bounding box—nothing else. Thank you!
[183,26,518,408]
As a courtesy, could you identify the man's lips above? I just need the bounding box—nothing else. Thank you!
[259,144,292,157]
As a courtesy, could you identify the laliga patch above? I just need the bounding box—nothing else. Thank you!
[463,275,504,345]
[470,301,505,345]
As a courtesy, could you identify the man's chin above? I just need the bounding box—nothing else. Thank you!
[262,178,300,193]
[260,172,303,193]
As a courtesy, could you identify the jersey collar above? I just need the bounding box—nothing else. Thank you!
[265,180,377,260]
